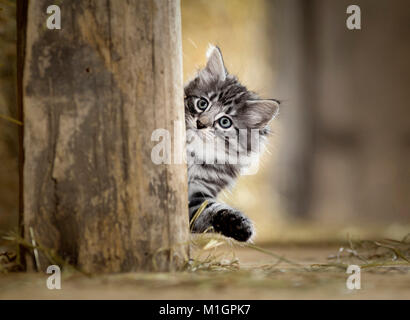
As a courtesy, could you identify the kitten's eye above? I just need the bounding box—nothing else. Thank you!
[196,98,209,111]
[218,116,232,129]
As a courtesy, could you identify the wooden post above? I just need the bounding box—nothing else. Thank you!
[19,0,189,273]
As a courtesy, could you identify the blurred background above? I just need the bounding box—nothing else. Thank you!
[0,0,409,243]
[183,0,410,242]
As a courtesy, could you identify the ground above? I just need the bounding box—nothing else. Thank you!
[1,239,409,300]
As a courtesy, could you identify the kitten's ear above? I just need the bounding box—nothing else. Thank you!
[241,99,280,128]
[200,45,227,82]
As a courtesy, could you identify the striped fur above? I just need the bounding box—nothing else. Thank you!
[185,46,279,241]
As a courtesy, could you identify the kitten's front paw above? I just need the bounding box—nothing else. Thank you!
[211,209,254,242]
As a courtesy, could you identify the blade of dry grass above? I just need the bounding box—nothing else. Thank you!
[189,200,208,231]
[0,113,23,126]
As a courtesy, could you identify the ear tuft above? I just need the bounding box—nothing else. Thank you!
[206,44,218,59]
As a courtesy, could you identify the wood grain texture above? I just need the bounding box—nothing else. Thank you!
[21,0,189,273]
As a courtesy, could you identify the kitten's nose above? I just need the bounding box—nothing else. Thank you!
[197,115,213,129]
[196,119,207,129]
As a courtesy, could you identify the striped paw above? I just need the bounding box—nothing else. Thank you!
[211,209,254,242]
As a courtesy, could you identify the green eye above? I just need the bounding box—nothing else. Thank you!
[196,98,208,110]
[218,116,232,129]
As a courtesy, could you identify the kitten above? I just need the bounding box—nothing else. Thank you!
[184,46,279,242]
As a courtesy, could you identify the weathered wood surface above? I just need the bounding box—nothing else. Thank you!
[21,0,189,273]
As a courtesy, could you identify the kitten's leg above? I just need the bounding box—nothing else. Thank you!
[189,193,254,242]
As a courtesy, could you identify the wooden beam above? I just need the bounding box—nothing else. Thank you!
[20,0,189,273]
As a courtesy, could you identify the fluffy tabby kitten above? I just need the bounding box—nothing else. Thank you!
[184,46,279,242]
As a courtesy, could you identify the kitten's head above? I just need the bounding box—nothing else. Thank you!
[184,46,279,167]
